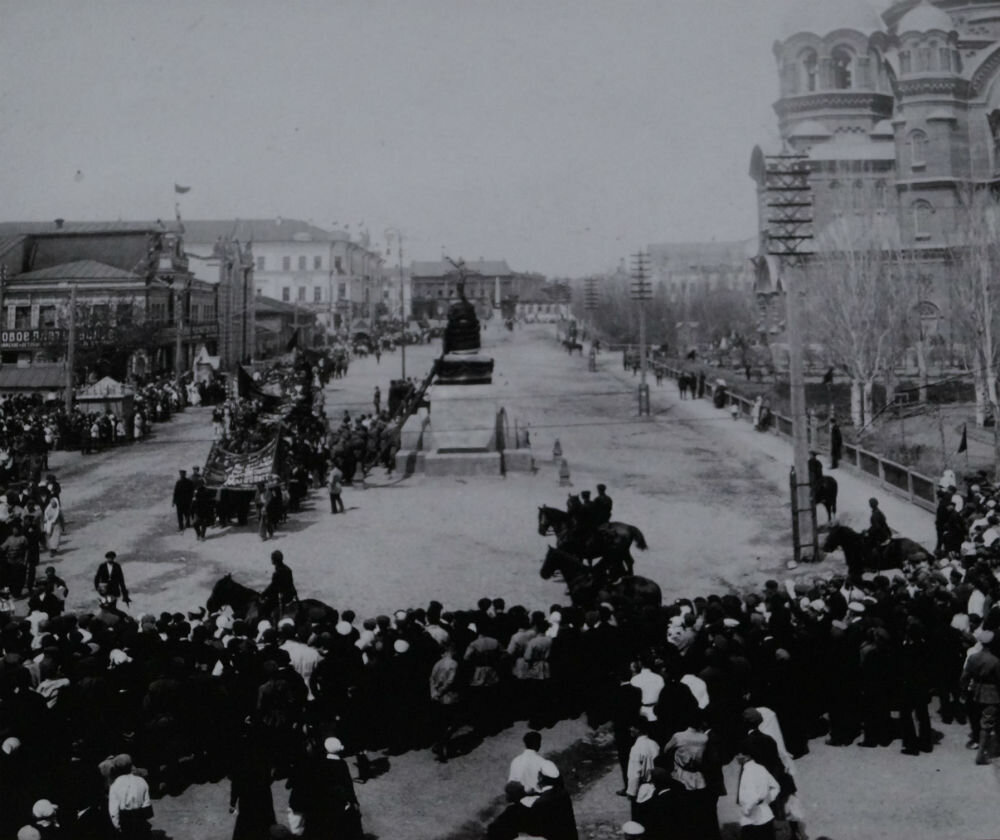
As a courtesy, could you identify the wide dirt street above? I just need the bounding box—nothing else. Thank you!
[46,323,998,839]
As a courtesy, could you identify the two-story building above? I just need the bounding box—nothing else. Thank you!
[182,219,384,333]
[0,221,216,381]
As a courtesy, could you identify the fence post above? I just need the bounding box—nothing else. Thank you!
[907,469,914,504]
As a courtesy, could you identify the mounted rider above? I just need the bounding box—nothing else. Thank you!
[261,549,298,622]
[865,497,892,563]
[593,484,613,526]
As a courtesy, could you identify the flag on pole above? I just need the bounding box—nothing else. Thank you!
[174,184,191,194]
[286,328,300,352]
[958,423,968,454]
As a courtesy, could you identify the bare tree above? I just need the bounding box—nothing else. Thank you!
[803,203,915,431]
[949,186,1000,476]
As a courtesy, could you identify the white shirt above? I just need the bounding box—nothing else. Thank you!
[630,669,665,719]
[626,734,660,797]
[737,759,780,826]
[280,639,322,699]
[509,749,553,794]
[983,528,1000,547]
[108,773,151,829]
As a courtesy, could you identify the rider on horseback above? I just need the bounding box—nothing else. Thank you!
[864,497,892,563]
[260,550,299,623]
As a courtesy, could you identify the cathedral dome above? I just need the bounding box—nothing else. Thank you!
[778,0,885,41]
[896,0,954,34]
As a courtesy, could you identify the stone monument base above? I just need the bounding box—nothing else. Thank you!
[436,352,494,385]
[396,380,534,477]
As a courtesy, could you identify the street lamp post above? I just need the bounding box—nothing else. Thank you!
[385,228,407,379]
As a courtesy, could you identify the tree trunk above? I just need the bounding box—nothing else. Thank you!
[850,379,863,429]
[884,366,897,412]
[974,365,987,428]
[862,380,875,433]
[915,338,929,403]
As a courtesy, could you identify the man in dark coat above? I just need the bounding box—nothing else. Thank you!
[260,551,297,621]
[301,738,361,839]
[93,551,130,607]
[593,484,613,526]
[807,451,823,500]
[829,419,842,469]
[171,470,194,531]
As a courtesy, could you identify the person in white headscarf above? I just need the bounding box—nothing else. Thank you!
[43,496,64,557]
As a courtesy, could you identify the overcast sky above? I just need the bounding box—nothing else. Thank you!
[2,0,824,276]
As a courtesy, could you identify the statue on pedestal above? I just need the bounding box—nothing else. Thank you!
[437,258,494,384]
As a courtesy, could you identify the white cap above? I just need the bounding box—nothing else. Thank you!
[324,737,344,755]
[622,821,646,836]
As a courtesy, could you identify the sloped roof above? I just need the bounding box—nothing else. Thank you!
[410,260,512,278]
[253,295,317,317]
[0,366,66,391]
[0,235,27,257]
[14,260,141,282]
[180,219,341,244]
[78,376,129,398]
[0,221,180,235]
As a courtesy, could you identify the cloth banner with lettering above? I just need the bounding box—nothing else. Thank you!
[237,365,283,410]
[203,437,281,489]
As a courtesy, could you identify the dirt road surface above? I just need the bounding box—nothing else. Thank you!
[42,324,997,840]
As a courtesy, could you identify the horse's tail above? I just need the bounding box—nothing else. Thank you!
[630,526,648,550]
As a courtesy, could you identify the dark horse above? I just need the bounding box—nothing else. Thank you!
[562,339,583,356]
[822,523,934,580]
[541,545,661,609]
[814,475,838,522]
[537,504,647,576]
[207,574,337,627]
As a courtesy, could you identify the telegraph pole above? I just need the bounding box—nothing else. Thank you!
[630,251,652,415]
[65,284,77,414]
[765,151,816,563]
[174,285,184,388]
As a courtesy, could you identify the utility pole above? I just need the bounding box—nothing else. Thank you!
[630,251,652,416]
[397,235,406,379]
[65,284,76,414]
[174,284,184,388]
[583,276,599,334]
[765,151,815,563]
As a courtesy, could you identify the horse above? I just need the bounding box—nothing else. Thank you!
[562,339,583,356]
[814,476,838,521]
[821,523,934,580]
[541,545,661,609]
[537,504,647,576]
[207,574,337,628]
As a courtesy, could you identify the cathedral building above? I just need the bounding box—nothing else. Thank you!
[750,0,1000,343]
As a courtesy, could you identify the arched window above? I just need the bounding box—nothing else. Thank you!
[900,50,911,74]
[939,46,952,71]
[909,130,928,169]
[800,49,819,92]
[913,200,934,239]
[832,46,853,89]
[852,179,865,211]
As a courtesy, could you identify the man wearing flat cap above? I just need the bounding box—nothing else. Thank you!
[297,738,362,839]
[94,551,130,608]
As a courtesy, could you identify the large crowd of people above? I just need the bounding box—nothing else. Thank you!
[6,340,1000,840]
[1,488,999,839]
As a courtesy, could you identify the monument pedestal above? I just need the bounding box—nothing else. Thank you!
[397,380,535,476]
[436,352,494,385]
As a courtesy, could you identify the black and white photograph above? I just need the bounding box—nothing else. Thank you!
[1,1,1000,838]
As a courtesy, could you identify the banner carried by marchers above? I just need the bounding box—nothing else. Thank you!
[203,437,280,489]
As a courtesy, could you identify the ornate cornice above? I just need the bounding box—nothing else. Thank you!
[774,92,895,119]
[897,76,970,98]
